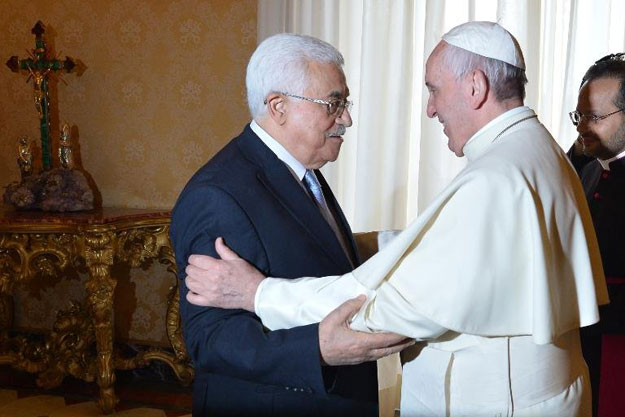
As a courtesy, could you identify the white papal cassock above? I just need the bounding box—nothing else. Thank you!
[254,107,609,416]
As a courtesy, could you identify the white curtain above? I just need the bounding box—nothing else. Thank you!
[257,0,625,232]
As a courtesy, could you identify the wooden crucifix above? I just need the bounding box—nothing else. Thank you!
[6,21,77,170]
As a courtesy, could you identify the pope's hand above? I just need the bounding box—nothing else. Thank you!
[185,237,264,311]
[319,295,415,366]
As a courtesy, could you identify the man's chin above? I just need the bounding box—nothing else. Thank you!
[447,139,462,157]
[329,138,343,154]
[582,141,601,158]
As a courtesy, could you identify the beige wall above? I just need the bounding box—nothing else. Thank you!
[0,0,256,209]
[0,0,257,344]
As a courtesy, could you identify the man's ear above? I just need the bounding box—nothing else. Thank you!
[468,69,489,109]
[266,93,287,125]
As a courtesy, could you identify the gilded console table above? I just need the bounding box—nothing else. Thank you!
[0,207,193,413]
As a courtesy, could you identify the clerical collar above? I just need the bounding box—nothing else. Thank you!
[598,148,625,171]
[250,120,307,180]
[463,106,534,161]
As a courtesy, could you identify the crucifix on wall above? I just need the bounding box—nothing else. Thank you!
[6,20,78,171]
[3,20,96,212]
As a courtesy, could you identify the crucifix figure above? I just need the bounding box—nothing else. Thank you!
[6,21,77,170]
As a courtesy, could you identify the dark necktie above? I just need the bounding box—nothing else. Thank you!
[302,170,328,210]
[302,169,355,267]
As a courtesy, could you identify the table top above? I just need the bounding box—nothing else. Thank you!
[0,206,171,232]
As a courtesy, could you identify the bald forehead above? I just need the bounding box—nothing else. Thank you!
[425,42,448,86]
[426,42,447,66]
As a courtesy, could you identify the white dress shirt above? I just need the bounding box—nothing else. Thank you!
[250,121,354,265]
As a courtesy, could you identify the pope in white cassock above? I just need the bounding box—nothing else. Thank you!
[184,22,609,416]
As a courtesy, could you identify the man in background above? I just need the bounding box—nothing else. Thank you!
[568,52,625,416]
[170,33,407,417]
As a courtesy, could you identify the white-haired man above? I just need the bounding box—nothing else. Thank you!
[185,22,608,416]
[171,33,409,417]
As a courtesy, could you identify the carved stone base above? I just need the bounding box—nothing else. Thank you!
[3,168,95,212]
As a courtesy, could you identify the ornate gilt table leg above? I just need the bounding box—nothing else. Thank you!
[160,243,194,383]
[0,235,19,351]
[83,231,118,413]
[0,262,15,352]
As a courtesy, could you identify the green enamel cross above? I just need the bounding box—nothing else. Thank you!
[6,21,77,170]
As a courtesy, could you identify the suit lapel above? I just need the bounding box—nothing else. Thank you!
[316,170,360,267]
[237,126,352,271]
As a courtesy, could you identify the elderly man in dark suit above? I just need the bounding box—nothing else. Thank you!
[170,33,407,417]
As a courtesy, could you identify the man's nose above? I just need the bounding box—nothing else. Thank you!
[576,118,589,134]
[426,100,436,118]
[336,107,353,127]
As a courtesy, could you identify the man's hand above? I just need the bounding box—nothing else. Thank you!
[185,237,265,311]
[319,295,415,366]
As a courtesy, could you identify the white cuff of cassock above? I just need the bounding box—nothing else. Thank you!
[254,273,376,331]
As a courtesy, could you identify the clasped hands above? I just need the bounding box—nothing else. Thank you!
[185,237,414,365]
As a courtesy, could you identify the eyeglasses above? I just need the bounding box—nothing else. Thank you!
[568,108,625,126]
[277,92,353,116]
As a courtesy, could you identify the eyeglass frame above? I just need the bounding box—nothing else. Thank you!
[264,92,353,116]
[568,108,625,126]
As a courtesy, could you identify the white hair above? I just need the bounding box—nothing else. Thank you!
[441,43,527,101]
[246,33,345,119]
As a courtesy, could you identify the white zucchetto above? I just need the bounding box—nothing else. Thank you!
[442,21,526,70]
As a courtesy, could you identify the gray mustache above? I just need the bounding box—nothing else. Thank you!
[326,125,346,137]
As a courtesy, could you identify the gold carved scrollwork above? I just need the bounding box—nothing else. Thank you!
[115,227,193,384]
[38,301,96,388]
[0,232,74,348]
[116,226,165,267]
[114,346,193,384]
[83,230,118,412]
[0,233,73,286]
[0,334,48,374]
[0,212,192,413]
[159,244,190,362]
[0,301,95,389]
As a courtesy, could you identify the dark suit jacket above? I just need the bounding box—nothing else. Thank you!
[170,124,378,417]
[574,156,625,416]
[579,158,625,279]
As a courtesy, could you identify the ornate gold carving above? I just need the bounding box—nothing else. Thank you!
[115,228,193,384]
[0,214,192,413]
[38,301,96,388]
[0,334,48,374]
[0,301,95,388]
[116,226,164,267]
[0,232,74,348]
[159,244,189,363]
[114,347,193,385]
[83,230,118,411]
[58,123,74,170]
[28,67,51,119]
[17,137,34,178]
[0,232,73,283]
